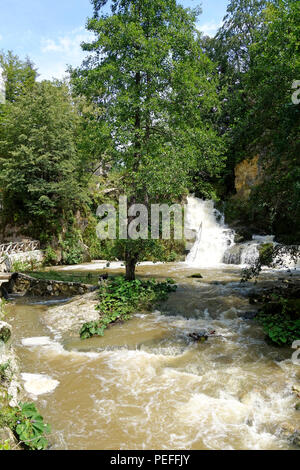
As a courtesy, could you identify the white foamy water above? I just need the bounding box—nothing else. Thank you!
[21,373,59,397]
[185,196,234,266]
[8,262,300,450]
[185,196,299,269]
[21,336,100,360]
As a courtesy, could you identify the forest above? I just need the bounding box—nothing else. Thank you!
[0,0,299,452]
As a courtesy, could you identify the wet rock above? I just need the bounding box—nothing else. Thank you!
[188,330,216,342]
[0,321,11,343]
[295,402,300,411]
[189,331,208,342]
[188,273,203,279]
[292,384,300,397]
[0,285,9,300]
[238,311,257,320]
[291,431,300,448]
[280,423,300,447]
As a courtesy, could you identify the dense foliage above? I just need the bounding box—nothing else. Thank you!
[211,0,300,241]
[72,0,225,278]
[0,0,299,264]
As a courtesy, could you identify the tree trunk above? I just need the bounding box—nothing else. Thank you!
[125,254,136,281]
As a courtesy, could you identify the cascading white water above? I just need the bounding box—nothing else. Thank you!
[184,197,299,268]
[185,196,234,267]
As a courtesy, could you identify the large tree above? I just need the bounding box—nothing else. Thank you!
[0,51,38,103]
[203,0,269,191]
[72,0,224,279]
[0,80,85,241]
[239,0,300,239]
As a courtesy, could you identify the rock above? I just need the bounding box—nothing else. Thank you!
[189,331,208,342]
[188,273,203,279]
[291,431,300,448]
[295,402,300,411]
[0,321,11,343]
[0,427,19,450]
[292,384,300,396]
[239,311,257,320]
[188,329,216,342]
[3,250,44,273]
[0,285,9,300]
[5,272,97,298]
[233,227,253,243]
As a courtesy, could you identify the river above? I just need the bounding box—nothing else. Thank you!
[6,262,300,450]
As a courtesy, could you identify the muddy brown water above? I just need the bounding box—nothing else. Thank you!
[6,263,300,450]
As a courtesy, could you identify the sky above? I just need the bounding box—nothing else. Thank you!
[0,0,229,81]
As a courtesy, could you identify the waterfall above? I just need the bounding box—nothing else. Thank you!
[185,197,234,267]
[185,196,299,268]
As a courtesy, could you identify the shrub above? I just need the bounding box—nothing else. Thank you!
[257,296,300,346]
[0,399,50,450]
[43,246,58,266]
[80,276,177,339]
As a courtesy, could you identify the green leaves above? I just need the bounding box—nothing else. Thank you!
[71,0,224,201]
[13,402,51,450]
[0,80,86,238]
[0,401,50,450]
[80,276,177,339]
[257,305,300,346]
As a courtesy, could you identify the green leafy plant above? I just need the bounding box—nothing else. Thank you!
[0,362,10,382]
[0,395,50,451]
[11,258,42,273]
[80,276,177,339]
[0,440,11,450]
[257,312,300,346]
[13,402,51,450]
[43,246,58,266]
[257,296,300,346]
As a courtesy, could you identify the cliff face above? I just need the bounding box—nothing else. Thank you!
[234,155,262,199]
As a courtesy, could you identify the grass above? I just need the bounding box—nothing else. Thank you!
[26,270,100,285]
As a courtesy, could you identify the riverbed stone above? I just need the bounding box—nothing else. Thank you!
[44,291,99,334]
[5,272,97,298]
[0,321,11,343]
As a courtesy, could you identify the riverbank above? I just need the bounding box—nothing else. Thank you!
[0,301,51,450]
[2,262,299,450]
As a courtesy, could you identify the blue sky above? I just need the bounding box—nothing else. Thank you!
[0,0,228,80]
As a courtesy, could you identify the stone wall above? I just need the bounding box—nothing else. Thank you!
[0,250,44,273]
[4,273,97,298]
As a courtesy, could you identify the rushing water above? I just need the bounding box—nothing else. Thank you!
[4,198,300,449]
[185,197,235,266]
[6,263,300,450]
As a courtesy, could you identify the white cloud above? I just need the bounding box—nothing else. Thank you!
[197,21,223,37]
[38,27,94,80]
